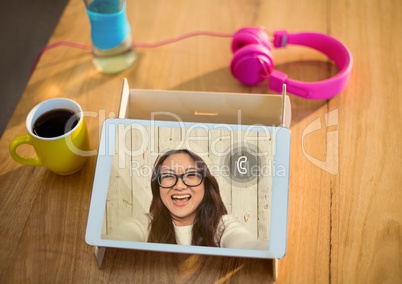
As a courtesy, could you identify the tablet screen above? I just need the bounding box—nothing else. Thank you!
[86,118,290,259]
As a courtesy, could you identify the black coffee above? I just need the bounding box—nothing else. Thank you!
[33,109,79,138]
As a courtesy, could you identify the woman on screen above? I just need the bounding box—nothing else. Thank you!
[148,148,226,246]
[107,149,267,250]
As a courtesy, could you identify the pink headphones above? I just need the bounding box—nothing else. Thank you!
[230,27,353,99]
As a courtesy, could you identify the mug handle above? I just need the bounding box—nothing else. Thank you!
[9,134,42,166]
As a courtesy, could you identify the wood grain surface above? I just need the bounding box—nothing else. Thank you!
[0,0,401,283]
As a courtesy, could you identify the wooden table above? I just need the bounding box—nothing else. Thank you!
[1,0,401,282]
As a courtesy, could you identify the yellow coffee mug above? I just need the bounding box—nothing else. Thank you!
[9,98,90,175]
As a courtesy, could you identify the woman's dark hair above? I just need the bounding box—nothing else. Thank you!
[147,149,227,247]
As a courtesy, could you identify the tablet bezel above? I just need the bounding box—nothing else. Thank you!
[85,118,291,259]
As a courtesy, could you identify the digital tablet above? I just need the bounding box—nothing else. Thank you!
[86,118,291,259]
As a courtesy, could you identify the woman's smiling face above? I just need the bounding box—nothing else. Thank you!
[159,152,205,226]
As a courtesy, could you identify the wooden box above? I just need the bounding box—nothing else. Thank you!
[86,79,292,276]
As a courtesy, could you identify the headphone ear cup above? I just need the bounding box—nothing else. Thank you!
[230,44,274,85]
[231,27,271,53]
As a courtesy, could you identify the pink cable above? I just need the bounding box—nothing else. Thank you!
[30,41,91,76]
[30,31,234,75]
[133,31,233,48]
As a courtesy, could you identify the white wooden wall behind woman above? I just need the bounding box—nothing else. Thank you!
[104,125,274,242]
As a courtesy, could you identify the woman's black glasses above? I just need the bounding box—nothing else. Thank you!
[157,170,205,188]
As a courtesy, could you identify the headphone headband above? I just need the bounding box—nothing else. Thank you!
[231,28,353,99]
[271,30,352,99]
